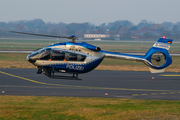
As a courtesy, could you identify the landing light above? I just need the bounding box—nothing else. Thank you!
[162,36,166,39]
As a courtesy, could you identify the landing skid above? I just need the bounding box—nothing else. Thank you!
[48,75,82,80]
[38,67,82,80]
[44,72,82,80]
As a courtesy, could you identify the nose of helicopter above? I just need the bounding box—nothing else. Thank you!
[26,55,30,61]
[26,54,36,64]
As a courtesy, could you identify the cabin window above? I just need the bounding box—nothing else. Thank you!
[80,55,86,61]
[77,55,86,61]
[65,53,86,61]
[51,51,65,60]
[40,50,86,61]
[69,53,77,61]
[65,53,69,61]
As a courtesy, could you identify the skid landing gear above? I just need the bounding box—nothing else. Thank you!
[49,73,81,80]
[45,71,51,77]
[73,73,79,79]
[37,67,43,74]
[40,67,81,80]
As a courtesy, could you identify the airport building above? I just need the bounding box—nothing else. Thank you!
[84,34,109,40]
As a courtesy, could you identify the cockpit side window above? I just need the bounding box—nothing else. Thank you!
[39,48,51,60]
[40,51,50,60]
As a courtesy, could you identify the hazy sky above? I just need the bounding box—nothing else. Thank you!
[0,0,179,25]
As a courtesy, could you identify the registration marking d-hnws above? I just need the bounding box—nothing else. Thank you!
[0,70,178,92]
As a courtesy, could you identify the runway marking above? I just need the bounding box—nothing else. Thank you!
[132,94,139,96]
[0,70,179,92]
[0,85,71,89]
[132,92,180,97]
[1,85,179,97]
[2,84,179,97]
[160,74,180,76]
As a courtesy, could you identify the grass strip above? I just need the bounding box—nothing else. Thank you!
[0,95,180,120]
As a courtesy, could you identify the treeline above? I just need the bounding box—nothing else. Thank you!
[0,19,180,40]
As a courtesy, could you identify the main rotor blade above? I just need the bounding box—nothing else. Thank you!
[8,31,71,39]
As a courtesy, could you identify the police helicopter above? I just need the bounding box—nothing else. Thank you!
[9,31,173,80]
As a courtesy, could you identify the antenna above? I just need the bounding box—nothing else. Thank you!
[57,37,59,43]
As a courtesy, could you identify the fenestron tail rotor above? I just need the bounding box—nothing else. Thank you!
[151,52,166,67]
[8,31,77,42]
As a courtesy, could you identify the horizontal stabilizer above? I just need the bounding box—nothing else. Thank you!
[149,67,165,73]
[152,38,173,50]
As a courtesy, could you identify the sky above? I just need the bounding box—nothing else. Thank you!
[0,0,179,25]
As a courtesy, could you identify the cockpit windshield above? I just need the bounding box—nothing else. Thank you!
[29,48,51,59]
[33,48,51,54]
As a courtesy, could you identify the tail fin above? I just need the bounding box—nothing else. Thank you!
[144,37,173,73]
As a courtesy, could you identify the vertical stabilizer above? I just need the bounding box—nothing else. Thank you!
[144,37,173,73]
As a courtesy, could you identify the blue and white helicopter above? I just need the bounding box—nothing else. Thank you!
[10,31,173,80]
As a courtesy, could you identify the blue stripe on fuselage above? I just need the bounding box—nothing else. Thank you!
[43,58,103,74]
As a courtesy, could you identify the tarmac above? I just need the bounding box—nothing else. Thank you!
[0,68,180,100]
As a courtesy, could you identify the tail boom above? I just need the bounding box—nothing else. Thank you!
[104,52,145,62]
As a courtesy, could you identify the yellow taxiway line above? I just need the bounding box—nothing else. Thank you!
[0,70,178,92]
[160,74,180,76]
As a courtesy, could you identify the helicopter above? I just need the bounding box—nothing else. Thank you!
[9,31,173,80]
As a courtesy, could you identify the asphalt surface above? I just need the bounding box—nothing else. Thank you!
[0,68,180,100]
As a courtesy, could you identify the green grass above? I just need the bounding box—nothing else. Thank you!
[0,95,180,120]
[0,53,34,69]
[0,38,60,50]
[0,38,180,52]
[0,53,28,61]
